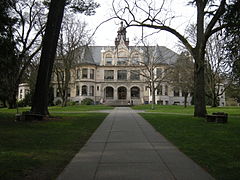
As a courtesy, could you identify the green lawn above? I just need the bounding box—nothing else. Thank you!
[0,104,114,114]
[0,112,107,180]
[140,113,240,180]
[133,104,240,115]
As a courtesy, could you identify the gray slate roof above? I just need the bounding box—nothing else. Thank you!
[76,45,179,65]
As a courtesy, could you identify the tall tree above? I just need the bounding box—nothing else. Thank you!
[30,0,66,115]
[205,33,232,107]
[54,19,90,106]
[0,0,18,107]
[132,43,173,110]
[31,0,99,116]
[113,0,231,117]
[170,52,194,108]
[6,0,47,108]
[223,0,240,84]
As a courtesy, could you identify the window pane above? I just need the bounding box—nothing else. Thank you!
[104,70,114,80]
[130,70,140,80]
[82,85,87,96]
[90,69,94,79]
[82,68,88,79]
[117,70,127,80]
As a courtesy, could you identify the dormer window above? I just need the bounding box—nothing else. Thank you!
[105,53,113,65]
[131,53,140,65]
[117,51,128,65]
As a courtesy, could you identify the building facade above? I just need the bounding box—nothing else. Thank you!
[52,22,195,106]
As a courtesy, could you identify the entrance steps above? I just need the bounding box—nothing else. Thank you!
[105,99,142,106]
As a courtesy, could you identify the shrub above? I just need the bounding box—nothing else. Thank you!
[66,101,78,106]
[81,98,94,105]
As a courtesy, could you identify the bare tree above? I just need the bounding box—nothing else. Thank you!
[54,19,90,106]
[31,0,99,116]
[7,0,47,108]
[170,51,194,107]
[112,0,230,117]
[133,44,173,109]
[205,33,232,107]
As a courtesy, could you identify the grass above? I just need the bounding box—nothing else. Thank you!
[140,113,240,180]
[132,104,240,116]
[0,112,108,180]
[0,104,114,114]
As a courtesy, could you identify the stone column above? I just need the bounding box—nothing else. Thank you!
[114,87,118,100]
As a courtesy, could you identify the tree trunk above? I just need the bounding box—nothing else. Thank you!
[212,95,218,107]
[193,2,207,117]
[193,54,207,117]
[184,92,188,108]
[8,80,19,109]
[151,85,155,110]
[31,0,66,115]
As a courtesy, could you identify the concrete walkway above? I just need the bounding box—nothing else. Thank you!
[57,107,214,180]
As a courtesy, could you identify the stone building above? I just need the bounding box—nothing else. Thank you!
[52,22,194,106]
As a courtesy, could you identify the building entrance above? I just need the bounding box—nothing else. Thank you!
[118,87,127,99]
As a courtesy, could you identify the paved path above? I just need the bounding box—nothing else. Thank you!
[57,107,214,180]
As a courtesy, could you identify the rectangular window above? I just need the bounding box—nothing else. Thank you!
[76,85,80,96]
[90,69,94,79]
[165,85,168,95]
[117,70,127,80]
[174,89,179,97]
[89,86,94,96]
[106,57,112,65]
[156,68,162,78]
[130,70,140,80]
[104,70,114,80]
[67,88,71,97]
[77,69,80,79]
[117,57,128,65]
[157,85,162,95]
[82,68,88,79]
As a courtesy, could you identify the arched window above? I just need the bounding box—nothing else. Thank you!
[105,87,114,99]
[82,85,87,96]
[131,87,140,98]
[105,53,113,65]
[131,53,139,65]
[118,86,127,99]
[117,51,128,65]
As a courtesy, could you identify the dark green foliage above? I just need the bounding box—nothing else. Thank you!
[67,0,100,15]
[81,98,94,105]
[223,0,240,82]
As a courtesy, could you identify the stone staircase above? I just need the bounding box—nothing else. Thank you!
[105,99,142,106]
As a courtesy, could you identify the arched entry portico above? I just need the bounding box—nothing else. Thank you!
[118,86,127,99]
[131,86,140,98]
[105,86,114,99]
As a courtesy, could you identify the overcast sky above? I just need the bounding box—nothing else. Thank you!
[77,0,196,53]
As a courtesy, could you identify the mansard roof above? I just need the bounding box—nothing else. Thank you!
[76,45,178,65]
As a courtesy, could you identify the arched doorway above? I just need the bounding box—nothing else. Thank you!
[131,87,140,98]
[105,87,114,99]
[118,86,127,99]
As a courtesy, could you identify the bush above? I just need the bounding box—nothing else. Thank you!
[81,98,94,105]
[66,101,78,106]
